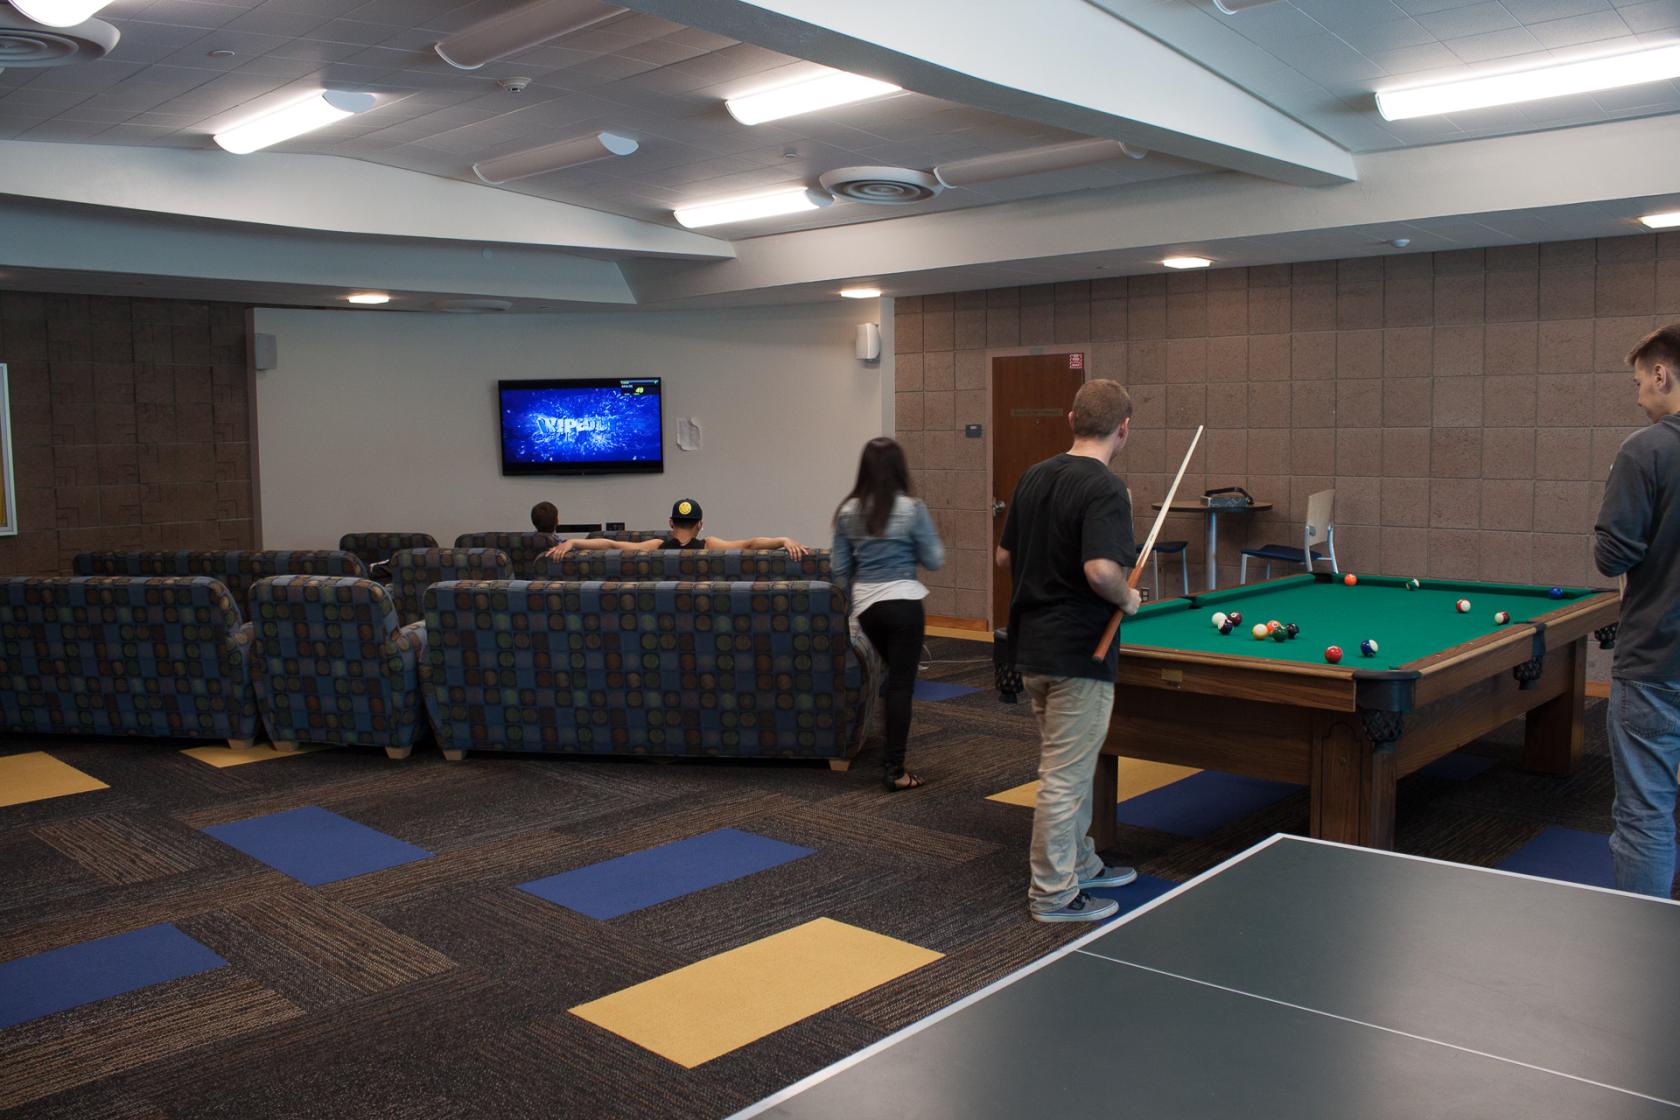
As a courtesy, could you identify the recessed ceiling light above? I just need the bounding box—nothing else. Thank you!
[1162,257,1212,269]
[213,90,376,154]
[1376,42,1680,121]
[725,71,901,126]
[346,292,390,305]
[1639,210,1680,230]
[839,287,882,299]
[673,187,831,229]
[9,0,114,26]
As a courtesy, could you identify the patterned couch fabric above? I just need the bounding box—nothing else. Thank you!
[587,529,668,542]
[338,532,439,572]
[72,550,367,615]
[533,548,833,582]
[451,533,557,579]
[389,548,511,625]
[421,580,875,762]
[0,576,259,743]
[249,575,426,755]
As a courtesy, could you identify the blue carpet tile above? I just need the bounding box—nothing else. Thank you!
[1496,826,1615,889]
[1417,753,1498,781]
[1116,772,1301,838]
[203,806,432,886]
[912,680,981,702]
[0,923,227,1030]
[1087,873,1179,914]
[520,828,816,920]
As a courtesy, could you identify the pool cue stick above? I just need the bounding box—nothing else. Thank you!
[1091,424,1204,662]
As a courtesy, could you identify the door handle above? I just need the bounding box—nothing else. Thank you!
[992,499,1006,517]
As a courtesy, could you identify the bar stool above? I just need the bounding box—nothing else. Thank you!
[1152,539,1190,598]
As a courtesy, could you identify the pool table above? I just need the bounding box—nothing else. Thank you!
[1093,573,1620,851]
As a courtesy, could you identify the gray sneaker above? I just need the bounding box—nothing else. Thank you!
[1031,891,1120,924]
[1079,865,1138,889]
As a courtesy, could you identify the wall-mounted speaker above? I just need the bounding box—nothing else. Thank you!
[251,333,278,371]
[856,322,881,362]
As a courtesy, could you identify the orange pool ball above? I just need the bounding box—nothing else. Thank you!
[1343,573,1358,586]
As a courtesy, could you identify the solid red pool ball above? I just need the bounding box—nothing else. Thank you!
[1343,573,1358,586]
[1324,646,1343,663]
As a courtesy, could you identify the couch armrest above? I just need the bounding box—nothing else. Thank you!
[388,620,427,679]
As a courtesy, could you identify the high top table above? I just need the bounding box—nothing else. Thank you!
[1152,499,1272,590]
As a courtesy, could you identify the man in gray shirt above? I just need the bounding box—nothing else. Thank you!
[1593,323,1680,898]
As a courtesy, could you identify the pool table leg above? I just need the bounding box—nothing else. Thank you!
[1522,637,1586,775]
[1310,713,1397,849]
[1090,753,1119,851]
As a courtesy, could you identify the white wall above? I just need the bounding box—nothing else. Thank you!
[254,302,888,551]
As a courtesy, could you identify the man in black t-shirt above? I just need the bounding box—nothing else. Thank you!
[997,379,1142,924]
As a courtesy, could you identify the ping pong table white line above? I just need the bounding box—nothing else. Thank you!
[721,832,1291,1120]
[1073,950,1680,1111]
[1285,833,1680,908]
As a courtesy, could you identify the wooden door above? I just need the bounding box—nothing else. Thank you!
[991,352,1087,626]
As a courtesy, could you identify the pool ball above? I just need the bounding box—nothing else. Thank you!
[1266,619,1282,633]
[1549,587,1564,599]
[1343,573,1358,586]
[1494,611,1511,625]
[1324,646,1343,664]
[1211,611,1229,628]
[1218,620,1234,635]
[1252,623,1271,640]
[1456,599,1471,613]
[1405,578,1421,591]
[1360,639,1379,657]
[1271,627,1289,643]
[1227,611,1243,627]
[1285,623,1300,639]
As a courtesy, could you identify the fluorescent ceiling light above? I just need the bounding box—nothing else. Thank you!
[839,287,882,299]
[1640,210,1680,230]
[346,292,390,305]
[436,0,624,70]
[673,187,831,229]
[1163,257,1212,269]
[9,0,114,26]
[472,131,637,184]
[1376,42,1680,121]
[725,72,901,126]
[1212,0,1282,12]
[213,90,376,154]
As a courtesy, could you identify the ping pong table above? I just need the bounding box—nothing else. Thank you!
[732,834,1680,1119]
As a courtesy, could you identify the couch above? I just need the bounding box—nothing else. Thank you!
[72,550,366,613]
[451,532,558,579]
[248,575,427,758]
[389,548,512,625]
[0,576,259,744]
[420,579,876,764]
[532,548,832,582]
[338,532,440,573]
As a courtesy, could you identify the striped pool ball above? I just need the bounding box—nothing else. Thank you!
[1360,639,1379,657]
[1494,611,1511,625]
[1456,599,1472,613]
[1405,578,1421,591]
[1325,646,1343,663]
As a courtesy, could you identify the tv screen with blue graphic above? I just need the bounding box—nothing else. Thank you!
[498,378,664,476]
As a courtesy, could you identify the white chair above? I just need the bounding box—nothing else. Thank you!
[1239,489,1337,582]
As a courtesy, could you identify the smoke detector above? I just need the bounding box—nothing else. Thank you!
[817,166,942,205]
[433,298,512,313]
[0,9,119,67]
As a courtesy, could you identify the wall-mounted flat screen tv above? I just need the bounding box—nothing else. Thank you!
[498,377,664,476]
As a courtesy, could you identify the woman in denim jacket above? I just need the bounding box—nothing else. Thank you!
[833,437,946,790]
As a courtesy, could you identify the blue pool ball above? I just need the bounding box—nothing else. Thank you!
[1360,639,1379,657]
[1548,587,1564,599]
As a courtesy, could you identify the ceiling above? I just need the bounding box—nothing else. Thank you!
[0,0,1677,311]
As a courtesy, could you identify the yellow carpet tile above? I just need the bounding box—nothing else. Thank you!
[181,744,323,768]
[570,917,942,1068]
[0,751,110,807]
[987,758,1200,808]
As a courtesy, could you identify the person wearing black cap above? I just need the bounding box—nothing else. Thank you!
[542,498,808,559]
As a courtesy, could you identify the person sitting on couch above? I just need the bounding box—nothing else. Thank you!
[543,499,807,559]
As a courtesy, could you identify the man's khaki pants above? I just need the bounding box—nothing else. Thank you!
[1023,673,1114,913]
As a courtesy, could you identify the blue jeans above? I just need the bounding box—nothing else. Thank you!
[1607,679,1680,898]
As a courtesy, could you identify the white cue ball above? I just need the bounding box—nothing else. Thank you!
[1211,612,1228,628]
